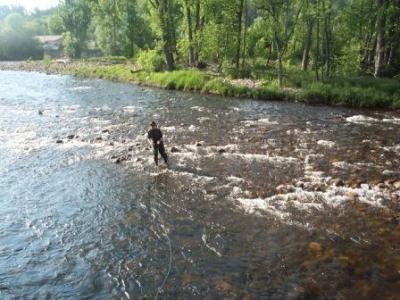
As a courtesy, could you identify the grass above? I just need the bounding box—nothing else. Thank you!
[10,60,400,109]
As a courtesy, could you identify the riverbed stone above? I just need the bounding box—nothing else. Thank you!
[56,139,63,144]
[115,157,127,164]
[393,181,400,189]
[218,149,226,154]
[215,279,233,291]
[377,182,386,189]
[308,242,322,253]
[171,146,180,153]
[345,192,358,202]
[332,179,345,187]
[38,110,43,115]
[67,134,75,139]
[128,146,134,151]
[243,190,257,198]
[102,129,110,133]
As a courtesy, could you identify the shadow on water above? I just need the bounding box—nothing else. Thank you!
[0,71,399,299]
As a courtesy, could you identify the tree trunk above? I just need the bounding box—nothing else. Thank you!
[157,0,175,71]
[302,17,313,71]
[184,0,195,66]
[374,0,387,77]
[274,38,283,88]
[194,0,201,63]
[315,0,321,80]
[235,0,245,78]
[241,0,248,70]
[323,1,332,77]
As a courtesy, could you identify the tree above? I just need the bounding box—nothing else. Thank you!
[48,14,65,34]
[256,0,304,87]
[149,0,177,70]
[60,0,91,58]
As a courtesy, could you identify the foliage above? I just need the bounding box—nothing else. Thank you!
[136,49,165,71]
[59,0,91,58]
[0,9,43,60]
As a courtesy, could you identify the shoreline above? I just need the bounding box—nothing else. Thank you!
[1,60,399,110]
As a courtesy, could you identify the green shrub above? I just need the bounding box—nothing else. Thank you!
[43,54,52,65]
[202,78,233,96]
[136,49,165,72]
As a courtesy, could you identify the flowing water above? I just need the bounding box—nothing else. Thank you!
[0,70,399,299]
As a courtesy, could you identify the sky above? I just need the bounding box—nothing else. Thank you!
[0,0,60,11]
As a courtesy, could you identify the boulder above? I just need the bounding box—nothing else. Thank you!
[171,146,180,153]
[67,134,75,139]
[308,242,322,253]
[345,192,358,202]
[218,149,226,154]
[102,129,110,133]
[115,157,127,164]
[393,181,400,189]
[332,178,345,187]
[56,139,63,144]
[377,182,386,189]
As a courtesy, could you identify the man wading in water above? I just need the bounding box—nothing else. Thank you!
[147,121,169,167]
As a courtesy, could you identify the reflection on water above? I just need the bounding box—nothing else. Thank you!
[0,71,399,299]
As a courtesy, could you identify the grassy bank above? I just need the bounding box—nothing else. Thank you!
[2,60,400,109]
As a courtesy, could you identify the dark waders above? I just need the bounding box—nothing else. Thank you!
[153,142,168,166]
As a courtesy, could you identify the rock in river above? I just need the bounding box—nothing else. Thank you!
[171,146,180,153]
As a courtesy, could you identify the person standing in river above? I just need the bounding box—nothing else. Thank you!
[147,121,169,167]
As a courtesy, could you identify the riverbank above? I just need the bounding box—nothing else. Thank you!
[1,60,399,109]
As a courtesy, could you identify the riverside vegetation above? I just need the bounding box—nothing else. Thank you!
[5,58,400,109]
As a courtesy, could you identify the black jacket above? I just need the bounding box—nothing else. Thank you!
[148,128,163,144]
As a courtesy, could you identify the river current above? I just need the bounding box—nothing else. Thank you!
[0,70,399,299]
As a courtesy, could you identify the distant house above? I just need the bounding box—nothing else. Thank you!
[34,35,64,58]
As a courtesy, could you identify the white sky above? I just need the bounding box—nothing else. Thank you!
[0,0,60,11]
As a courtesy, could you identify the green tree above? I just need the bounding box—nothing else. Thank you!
[60,0,91,58]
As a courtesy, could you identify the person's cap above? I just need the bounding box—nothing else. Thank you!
[150,121,156,126]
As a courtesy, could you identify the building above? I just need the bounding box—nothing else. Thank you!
[34,35,64,58]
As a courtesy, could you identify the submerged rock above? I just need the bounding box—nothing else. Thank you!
[332,179,345,187]
[128,146,134,151]
[215,279,233,291]
[56,139,63,144]
[38,110,43,115]
[171,146,180,153]
[393,181,400,189]
[102,129,110,133]
[218,149,226,154]
[67,134,75,139]
[308,242,322,253]
[115,157,127,164]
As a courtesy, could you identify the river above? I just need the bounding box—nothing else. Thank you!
[0,70,399,299]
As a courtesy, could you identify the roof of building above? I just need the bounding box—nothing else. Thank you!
[34,35,63,43]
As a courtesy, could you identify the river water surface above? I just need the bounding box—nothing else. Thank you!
[0,71,399,299]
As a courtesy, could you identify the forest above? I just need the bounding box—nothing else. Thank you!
[1,0,400,107]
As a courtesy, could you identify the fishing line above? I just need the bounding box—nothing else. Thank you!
[147,180,173,300]
[154,222,173,300]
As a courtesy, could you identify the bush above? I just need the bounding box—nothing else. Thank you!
[136,49,164,72]
[43,54,52,65]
